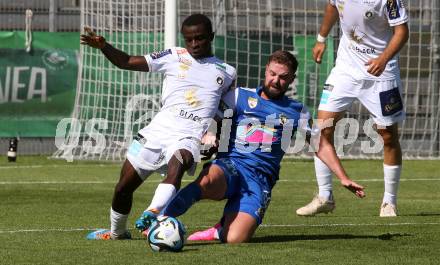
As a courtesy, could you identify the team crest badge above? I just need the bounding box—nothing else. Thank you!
[364,10,374,19]
[248,97,258,109]
[279,113,288,125]
[216,76,224,86]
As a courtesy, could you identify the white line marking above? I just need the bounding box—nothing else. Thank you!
[0,164,116,169]
[259,222,440,228]
[0,228,96,234]
[1,222,439,234]
[1,178,440,185]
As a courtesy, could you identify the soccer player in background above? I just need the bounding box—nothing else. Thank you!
[296,0,409,217]
[81,14,237,240]
[144,50,365,243]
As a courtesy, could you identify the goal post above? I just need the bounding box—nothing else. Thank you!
[53,0,440,161]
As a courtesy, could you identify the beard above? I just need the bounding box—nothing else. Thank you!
[262,83,286,100]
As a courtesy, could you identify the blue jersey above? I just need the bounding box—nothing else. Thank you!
[218,86,310,181]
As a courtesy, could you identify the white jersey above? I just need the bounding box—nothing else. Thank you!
[330,0,408,80]
[139,47,236,140]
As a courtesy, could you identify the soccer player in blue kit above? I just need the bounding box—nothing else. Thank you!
[150,50,365,243]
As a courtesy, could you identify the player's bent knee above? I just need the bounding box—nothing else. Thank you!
[197,177,224,200]
[378,130,399,147]
[174,149,194,167]
[113,182,134,198]
[223,230,251,244]
[320,126,335,139]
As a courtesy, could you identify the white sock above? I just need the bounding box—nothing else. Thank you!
[214,226,221,240]
[146,183,177,212]
[314,156,334,201]
[383,164,401,206]
[110,207,128,237]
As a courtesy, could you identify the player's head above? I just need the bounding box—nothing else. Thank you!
[263,50,298,100]
[181,14,214,59]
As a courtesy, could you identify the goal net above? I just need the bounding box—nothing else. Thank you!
[54,0,440,161]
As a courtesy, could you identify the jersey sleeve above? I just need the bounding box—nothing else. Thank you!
[143,47,178,73]
[221,64,237,95]
[384,0,408,26]
[217,87,238,118]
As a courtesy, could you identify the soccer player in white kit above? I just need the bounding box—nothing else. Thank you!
[296,0,408,217]
[81,14,236,239]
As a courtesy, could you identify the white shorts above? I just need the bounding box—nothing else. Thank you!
[318,68,405,126]
[126,133,200,181]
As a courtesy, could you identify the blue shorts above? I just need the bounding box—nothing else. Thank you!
[212,157,275,225]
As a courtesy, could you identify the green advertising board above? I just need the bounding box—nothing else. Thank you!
[0,31,79,137]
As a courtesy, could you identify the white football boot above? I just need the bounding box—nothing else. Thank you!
[296,195,335,216]
[380,203,397,217]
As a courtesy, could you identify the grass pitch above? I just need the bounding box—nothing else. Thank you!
[0,156,439,265]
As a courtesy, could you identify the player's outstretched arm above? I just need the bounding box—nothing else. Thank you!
[80,26,149,72]
[313,3,339,63]
[315,137,365,198]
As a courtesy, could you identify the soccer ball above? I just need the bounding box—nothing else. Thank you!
[147,215,186,252]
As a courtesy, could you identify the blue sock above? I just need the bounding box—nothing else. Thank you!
[162,182,202,217]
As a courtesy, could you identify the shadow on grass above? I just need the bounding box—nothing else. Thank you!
[185,241,221,247]
[251,233,411,243]
[403,212,440,217]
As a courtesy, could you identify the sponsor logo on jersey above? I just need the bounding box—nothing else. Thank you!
[216,76,224,86]
[176,48,188,55]
[179,109,202,123]
[363,0,375,6]
[386,0,401,19]
[178,73,186,79]
[179,63,190,71]
[349,44,377,54]
[184,88,201,108]
[179,57,192,66]
[150,49,172,59]
[248,97,258,108]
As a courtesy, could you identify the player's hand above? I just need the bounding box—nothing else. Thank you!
[80,26,106,49]
[201,131,218,147]
[340,179,365,198]
[365,56,387,76]
[312,42,326,64]
[200,131,218,160]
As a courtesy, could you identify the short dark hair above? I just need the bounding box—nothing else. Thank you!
[181,14,213,34]
[268,50,298,74]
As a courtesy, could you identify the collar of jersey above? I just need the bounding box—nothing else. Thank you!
[195,55,216,64]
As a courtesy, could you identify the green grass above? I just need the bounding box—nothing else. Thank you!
[1,156,439,265]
